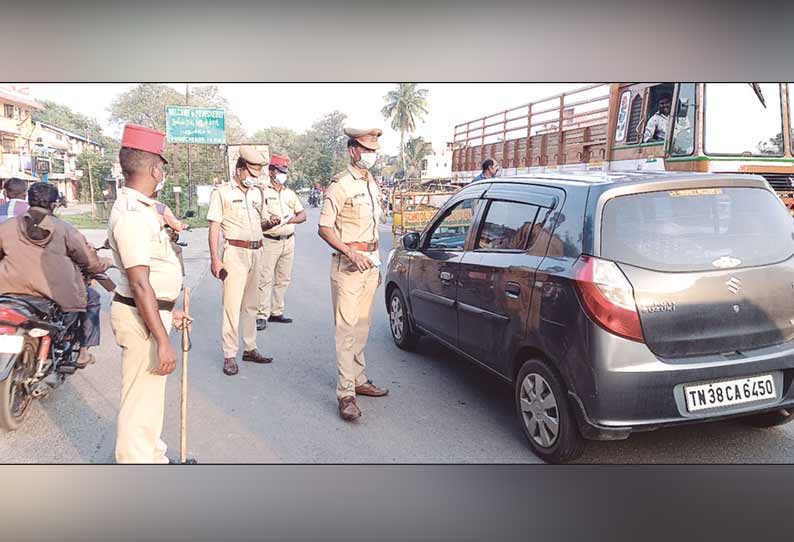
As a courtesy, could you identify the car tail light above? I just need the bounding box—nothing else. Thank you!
[0,307,26,326]
[574,255,645,342]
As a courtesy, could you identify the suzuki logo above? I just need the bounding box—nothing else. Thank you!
[726,277,742,294]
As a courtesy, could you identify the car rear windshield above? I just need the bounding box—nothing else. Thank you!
[601,186,794,272]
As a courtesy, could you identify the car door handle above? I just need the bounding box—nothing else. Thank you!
[439,271,454,281]
[505,282,521,298]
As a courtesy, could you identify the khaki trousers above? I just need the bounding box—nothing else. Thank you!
[330,252,380,399]
[222,244,263,358]
[111,302,174,464]
[257,236,295,318]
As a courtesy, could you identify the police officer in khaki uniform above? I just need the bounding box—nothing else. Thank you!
[109,125,191,464]
[208,146,273,376]
[318,128,389,422]
[256,154,306,330]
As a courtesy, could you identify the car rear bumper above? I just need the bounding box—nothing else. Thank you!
[571,328,794,440]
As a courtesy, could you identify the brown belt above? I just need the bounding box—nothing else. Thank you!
[113,293,175,312]
[345,241,378,252]
[227,239,263,250]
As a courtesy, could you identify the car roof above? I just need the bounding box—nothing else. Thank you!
[469,171,770,190]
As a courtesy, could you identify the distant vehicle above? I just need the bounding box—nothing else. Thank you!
[385,171,794,463]
[452,83,794,215]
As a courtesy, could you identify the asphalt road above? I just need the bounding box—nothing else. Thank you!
[2,207,794,463]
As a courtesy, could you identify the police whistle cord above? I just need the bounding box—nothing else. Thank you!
[180,287,197,465]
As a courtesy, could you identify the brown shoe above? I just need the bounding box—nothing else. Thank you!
[355,380,389,397]
[223,357,239,376]
[242,350,273,364]
[338,396,361,421]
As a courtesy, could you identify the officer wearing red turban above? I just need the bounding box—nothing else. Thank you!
[108,124,190,463]
[256,154,306,329]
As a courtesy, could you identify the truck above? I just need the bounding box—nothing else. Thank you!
[451,83,794,212]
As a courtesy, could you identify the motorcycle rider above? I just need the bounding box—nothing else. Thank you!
[0,182,111,368]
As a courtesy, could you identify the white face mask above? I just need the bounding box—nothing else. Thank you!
[242,176,259,188]
[356,152,377,170]
[155,177,166,193]
[275,173,288,185]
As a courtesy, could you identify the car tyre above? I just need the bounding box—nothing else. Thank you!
[388,288,419,351]
[515,359,585,463]
[741,408,794,428]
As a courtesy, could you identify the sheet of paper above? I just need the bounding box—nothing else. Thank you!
[358,251,382,267]
[279,213,295,225]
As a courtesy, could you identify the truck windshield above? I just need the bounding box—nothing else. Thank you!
[704,83,784,157]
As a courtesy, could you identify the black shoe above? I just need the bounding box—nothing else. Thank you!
[256,318,267,331]
[268,314,293,324]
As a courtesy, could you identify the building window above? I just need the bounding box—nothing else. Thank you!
[1,138,14,153]
[3,104,13,118]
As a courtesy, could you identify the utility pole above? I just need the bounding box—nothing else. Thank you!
[86,124,96,220]
[186,83,192,210]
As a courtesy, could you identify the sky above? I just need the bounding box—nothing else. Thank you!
[13,83,584,155]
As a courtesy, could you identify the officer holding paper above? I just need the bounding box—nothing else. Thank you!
[318,128,388,422]
[256,154,306,330]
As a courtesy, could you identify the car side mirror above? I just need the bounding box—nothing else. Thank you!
[402,232,420,250]
[183,210,196,218]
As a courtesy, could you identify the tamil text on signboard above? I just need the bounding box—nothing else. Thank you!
[165,106,226,144]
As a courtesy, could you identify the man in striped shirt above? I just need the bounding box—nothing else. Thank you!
[0,179,29,224]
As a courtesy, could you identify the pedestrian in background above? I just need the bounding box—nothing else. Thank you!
[472,158,499,182]
[0,178,29,224]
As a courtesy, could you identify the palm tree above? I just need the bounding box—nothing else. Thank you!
[404,136,433,179]
[381,83,429,181]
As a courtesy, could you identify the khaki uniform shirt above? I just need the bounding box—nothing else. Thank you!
[262,183,305,237]
[319,165,382,244]
[206,181,265,242]
[108,187,183,302]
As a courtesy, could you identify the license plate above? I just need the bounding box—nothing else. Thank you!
[684,374,776,412]
[0,335,24,355]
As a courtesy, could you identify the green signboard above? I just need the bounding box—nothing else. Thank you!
[165,106,226,144]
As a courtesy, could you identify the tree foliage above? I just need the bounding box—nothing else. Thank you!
[108,84,247,209]
[381,83,429,179]
[251,111,349,190]
[404,136,433,179]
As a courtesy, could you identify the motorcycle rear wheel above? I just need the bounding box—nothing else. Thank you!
[0,339,38,431]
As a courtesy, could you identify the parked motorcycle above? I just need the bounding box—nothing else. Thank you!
[0,247,115,431]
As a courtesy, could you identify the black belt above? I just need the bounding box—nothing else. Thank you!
[264,233,294,241]
[113,293,175,312]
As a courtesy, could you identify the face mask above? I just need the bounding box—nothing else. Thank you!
[275,173,287,185]
[356,152,377,170]
[242,176,258,188]
[155,177,166,193]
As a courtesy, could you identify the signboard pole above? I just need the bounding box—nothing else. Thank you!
[185,84,192,210]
